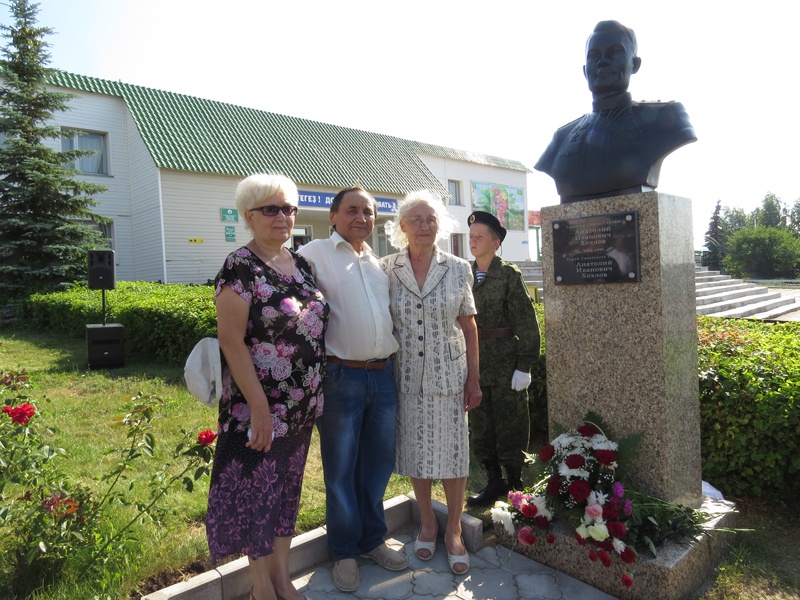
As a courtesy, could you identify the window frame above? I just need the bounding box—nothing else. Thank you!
[447,180,462,206]
[61,128,109,176]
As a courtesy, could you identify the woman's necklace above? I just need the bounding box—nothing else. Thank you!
[250,241,295,278]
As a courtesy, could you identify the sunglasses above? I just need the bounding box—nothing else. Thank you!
[249,205,298,217]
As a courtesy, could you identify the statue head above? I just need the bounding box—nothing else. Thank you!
[584,20,641,100]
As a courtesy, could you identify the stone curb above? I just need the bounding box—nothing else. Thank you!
[141,493,483,600]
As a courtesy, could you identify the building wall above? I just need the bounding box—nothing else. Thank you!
[53,88,165,282]
[417,155,531,261]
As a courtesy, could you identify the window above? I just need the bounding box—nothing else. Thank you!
[62,130,108,175]
[447,180,462,206]
[450,233,465,258]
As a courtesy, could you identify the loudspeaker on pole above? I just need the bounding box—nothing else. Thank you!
[88,250,116,290]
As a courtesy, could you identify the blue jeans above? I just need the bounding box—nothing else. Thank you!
[317,358,397,560]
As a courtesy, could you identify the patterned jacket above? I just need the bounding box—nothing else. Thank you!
[472,256,540,387]
[381,247,476,396]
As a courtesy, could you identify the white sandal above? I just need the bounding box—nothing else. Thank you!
[447,537,470,575]
[414,524,437,561]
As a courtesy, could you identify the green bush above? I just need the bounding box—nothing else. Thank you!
[697,316,800,500]
[723,226,800,279]
[18,282,217,363]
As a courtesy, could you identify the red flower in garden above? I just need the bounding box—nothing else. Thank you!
[6,402,35,425]
[538,444,555,462]
[565,453,586,469]
[197,429,218,446]
[621,574,634,587]
[577,424,599,437]
[607,520,628,539]
[575,532,587,546]
[521,503,538,518]
[534,516,550,530]
[620,547,636,564]
[546,475,561,496]
[594,449,617,466]
[568,480,591,502]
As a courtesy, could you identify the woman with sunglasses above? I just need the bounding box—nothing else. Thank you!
[207,174,328,600]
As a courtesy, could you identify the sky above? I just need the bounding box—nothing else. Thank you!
[8,0,800,248]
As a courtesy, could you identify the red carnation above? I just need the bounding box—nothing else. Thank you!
[568,480,591,502]
[546,475,561,497]
[620,547,636,564]
[8,403,35,425]
[535,515,550,530]
[607,521,628,539]
[521,503,538,518]
[577,424,599,437]
[565,453,586,469]
[621,574,634,587]
[547,534,555,544]
[198,429,218,446]
[588,549,598,562]
[2,405,11,415]
[575,532,587,546]
[603,502,620,520]
[598,550,612,568]
[538,444,555,462]
[594,449,617,466]
[517,526,537,546]
[596,539,614,553]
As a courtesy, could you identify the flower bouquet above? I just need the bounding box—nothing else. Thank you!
[491,412,709,589]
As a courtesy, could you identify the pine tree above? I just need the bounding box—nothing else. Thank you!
[0,0,107,298]
[703,200,724,271]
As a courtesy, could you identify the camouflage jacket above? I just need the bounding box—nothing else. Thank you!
[472,256,540,386]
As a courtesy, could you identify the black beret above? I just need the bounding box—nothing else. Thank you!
[467,211,507,242]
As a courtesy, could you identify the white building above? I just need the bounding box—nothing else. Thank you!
[47,71,533,284]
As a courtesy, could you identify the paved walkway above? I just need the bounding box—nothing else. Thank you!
[291,522,616,600]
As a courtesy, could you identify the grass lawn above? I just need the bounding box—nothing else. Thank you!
[1,326,799,599]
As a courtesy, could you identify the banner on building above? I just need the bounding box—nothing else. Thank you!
[470,182,525,231]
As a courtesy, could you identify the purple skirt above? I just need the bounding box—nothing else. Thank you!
[206,425,312,561]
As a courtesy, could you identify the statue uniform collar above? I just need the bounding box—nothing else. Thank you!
[592,92,632,113]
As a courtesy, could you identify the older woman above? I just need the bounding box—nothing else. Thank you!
[380,190,481,575]
[207,174,328,600]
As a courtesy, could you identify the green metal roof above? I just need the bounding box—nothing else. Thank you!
[46,70,530,197]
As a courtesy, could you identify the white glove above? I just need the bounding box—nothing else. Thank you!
[511,370,532,391]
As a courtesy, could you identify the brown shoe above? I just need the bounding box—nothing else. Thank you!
[332,558,360,592]
[361,543,409,571]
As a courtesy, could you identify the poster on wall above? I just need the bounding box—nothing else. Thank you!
[470,182,525,231]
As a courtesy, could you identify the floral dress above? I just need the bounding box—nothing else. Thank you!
[206,247,328,561]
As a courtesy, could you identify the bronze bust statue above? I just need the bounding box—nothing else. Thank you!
[535,20,697,203]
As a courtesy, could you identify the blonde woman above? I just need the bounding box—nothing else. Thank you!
[380,190,481,575]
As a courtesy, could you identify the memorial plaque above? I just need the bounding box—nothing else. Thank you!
[552,211,640,285]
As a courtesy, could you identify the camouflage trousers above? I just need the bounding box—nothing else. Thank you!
[469,384,530,469]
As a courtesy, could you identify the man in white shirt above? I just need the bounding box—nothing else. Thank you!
[299,187,407,592]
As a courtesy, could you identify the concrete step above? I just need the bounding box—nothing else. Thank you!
[742,299,800,321]
[695,282,753,297]
[697,292,791,317]
[695,286,770,307]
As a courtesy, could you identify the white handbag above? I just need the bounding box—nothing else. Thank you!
[184,337,222,407]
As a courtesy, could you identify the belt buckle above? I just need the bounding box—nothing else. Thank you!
[364,358,381,370]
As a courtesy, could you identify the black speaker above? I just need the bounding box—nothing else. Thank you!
[86,323,125,369]
[88,250,116,290]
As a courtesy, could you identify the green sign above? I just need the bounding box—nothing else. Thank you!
[220,208,239,223]
[225,226,236,242]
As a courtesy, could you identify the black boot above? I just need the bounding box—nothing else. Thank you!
[504,465,524,492]
[467,460,508,507]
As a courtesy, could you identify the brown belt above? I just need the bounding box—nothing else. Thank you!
[478,327,514,340]
[327,355,390,370]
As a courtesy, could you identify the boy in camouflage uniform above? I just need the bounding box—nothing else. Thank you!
[466,211,541,507]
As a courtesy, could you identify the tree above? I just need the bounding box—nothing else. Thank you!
[0,0,107,298]
[752,192,785,229]
[702,200,724,271]
[788,198,800,238]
